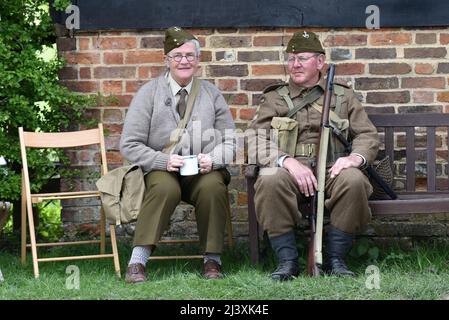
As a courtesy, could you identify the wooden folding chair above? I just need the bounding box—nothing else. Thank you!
[19,124,120,278]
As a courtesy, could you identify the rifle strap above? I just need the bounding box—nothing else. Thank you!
[276,86,323,118]
[333,84,345,116]
[162,77,200,154]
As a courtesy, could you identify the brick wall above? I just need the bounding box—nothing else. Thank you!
[56,27,449,244]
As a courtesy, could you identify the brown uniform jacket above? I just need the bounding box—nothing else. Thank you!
[248,75,379,167]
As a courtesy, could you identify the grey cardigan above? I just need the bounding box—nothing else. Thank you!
[120,74,236,173]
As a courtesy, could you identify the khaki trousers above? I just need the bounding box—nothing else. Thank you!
[254,167,372,238]
[133,169,230,254]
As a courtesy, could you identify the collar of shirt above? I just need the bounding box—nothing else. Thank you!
[166,72,193,97]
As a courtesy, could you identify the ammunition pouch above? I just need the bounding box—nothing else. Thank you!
[271,117,298,157]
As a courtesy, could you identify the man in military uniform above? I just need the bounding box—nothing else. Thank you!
[248,30,379,280]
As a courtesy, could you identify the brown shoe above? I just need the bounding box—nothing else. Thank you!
[203,260,223,279]
[125,263,146,284]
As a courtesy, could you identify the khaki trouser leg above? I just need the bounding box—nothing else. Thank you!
[254,167,305,238]
[181,170,229,254]
[133,171,181,247]
[325,167,373,234]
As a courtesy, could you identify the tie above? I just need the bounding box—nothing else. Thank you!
[177,89,188,118]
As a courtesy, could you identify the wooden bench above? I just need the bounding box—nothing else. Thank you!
[245,113,449,265]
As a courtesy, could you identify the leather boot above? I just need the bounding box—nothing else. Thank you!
[269,231,299,281]
[323,226,355,277]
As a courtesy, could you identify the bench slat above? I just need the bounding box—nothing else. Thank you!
[406,127,415,192]
[369,195,449,215]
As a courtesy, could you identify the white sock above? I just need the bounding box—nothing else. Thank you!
[204,254,221,265]
[128,245,152,267]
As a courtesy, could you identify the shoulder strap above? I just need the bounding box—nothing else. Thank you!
[276,86,295,111]
[162,77,200,154]
[286,86,323,118]
[333,84,345,116]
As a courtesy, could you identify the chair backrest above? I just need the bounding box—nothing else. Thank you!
[19,124,108,194]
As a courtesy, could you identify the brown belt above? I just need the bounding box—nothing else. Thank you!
[295,143,317,158]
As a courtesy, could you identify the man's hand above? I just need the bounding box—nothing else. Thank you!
[198,153,212,174]
[283,157,317,197]
[328,154,363,179]
[166,154,184,172]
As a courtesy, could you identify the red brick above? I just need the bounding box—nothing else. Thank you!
[140,37,164,49]
[61,81,99,93]
[253,36,284,47]
[217,79,237,91]
[102,81,122,95]
[366,91,410,104]
[79,67,92,79]
[138,66,152,79]
[103,109,123,122]
[239,108,256,120]
[97,37,137,50]
[369,33,412,45]
[229,107,237,120]
[94,66,136,79]
[58,67,77,80]
[440,33,449,45]
[412,91,434,104]
[223,93,248,105]
[125,50,164,64]
[200,51,212,62]
[105,135,121,150]
[56,38,76,51]
[106,151,123,164]
[210,36,252,48]
[252,64,285,76]
[415,63,435,75]
[369,63,411,75]
[104,52,123,64]
[437,92,449,102]
[78,38,90,50]
[404,48,447,59]
[415,33,436,44]
[323,34,367,46]
[126,80,147,93]
[63,52,100,65]
[241,79,282,91]
[402,77,445,89]
[335,63,365,75]
[103,124,123,135]
[207,65,248,77]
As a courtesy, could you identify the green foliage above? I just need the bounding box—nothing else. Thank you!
[0,1,93,201]
[36,201,63,241]
[349,237,380,263]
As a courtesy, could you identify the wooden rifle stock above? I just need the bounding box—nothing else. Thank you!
[307,64,336,276]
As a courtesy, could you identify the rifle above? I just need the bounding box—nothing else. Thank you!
[307,64,335,276]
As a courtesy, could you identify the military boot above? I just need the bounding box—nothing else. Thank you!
[323,226,356,277]
[269,231,300,281]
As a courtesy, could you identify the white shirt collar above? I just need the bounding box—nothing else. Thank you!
[166,72,193,96]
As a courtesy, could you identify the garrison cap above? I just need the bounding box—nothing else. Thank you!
[287,30,325,54]
[164,26,198,54]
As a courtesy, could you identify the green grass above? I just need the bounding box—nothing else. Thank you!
[0,240,449,300]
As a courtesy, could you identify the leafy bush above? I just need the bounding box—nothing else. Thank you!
[0,0,92,201]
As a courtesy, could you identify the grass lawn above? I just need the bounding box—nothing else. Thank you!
[0,239,449,300]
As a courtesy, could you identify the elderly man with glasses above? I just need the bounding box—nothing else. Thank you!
[248,31,379,280]
[120,27,235,284]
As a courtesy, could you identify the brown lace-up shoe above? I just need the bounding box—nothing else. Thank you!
[125,263,146,284]
[203,260,223,279]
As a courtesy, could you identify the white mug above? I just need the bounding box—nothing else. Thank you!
[180,155,199,176]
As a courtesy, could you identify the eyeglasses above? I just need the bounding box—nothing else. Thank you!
[287,53,320,64]
[167,53,197,62]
